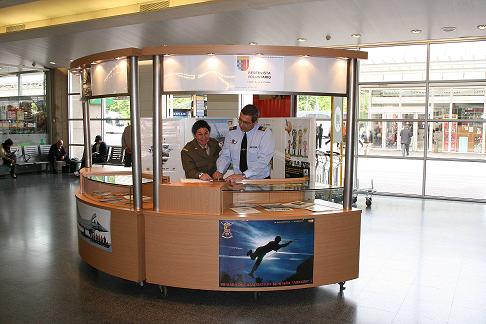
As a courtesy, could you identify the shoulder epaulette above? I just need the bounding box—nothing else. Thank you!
[258,126,267,131]
[229,126,237,131]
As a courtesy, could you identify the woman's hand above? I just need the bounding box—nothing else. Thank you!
[199,173,212,181]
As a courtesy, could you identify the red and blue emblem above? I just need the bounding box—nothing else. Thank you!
[236,56,250,71]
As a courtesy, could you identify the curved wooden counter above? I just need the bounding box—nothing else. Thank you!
[76,169,361,291]
[76,167,153,283]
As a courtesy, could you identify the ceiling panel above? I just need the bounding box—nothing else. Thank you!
[0,0,485,69]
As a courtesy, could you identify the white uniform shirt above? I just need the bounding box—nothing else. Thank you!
[216,123,275,179]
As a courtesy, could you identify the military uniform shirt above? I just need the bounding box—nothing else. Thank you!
[181,138,221,179]
[216,123,275,179]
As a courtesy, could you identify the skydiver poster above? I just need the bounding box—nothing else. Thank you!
[76,201,112,252]
[219,219,314,288]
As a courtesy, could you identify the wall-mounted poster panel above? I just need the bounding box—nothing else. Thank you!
[219,219,314,288]
[76,200,112,252]
[163,55,347,94]
[91,59,128,96]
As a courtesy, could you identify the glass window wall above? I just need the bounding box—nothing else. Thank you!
[67,70,130,159]
[358,41,486,200]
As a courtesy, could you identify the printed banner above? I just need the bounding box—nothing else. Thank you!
[77,200,112,252]
[164,55,347,94]
[284,118,311,178]
[219,219,314,288]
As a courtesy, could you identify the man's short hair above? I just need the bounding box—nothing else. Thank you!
[241,104,260,123]
[191,120,211,135]
[4,138,13,146]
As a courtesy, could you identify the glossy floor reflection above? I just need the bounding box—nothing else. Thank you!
[1,174,486,323]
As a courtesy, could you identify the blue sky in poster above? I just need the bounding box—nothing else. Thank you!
[219,219,314,285]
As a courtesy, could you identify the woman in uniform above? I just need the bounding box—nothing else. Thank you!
[181,120,221,180]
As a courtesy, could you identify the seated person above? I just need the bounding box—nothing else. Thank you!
[0,138,17,178]
[92,135,108,164]
[181,120,221,181]
[48,139,68,172]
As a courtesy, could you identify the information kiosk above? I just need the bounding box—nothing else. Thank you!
[71,44,367,294]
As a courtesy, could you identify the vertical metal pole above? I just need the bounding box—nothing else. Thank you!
[422,44,431,196]
[153,55,162,211]
[343,59,359,210]
[82,98,92,168]
[129,56,143,210]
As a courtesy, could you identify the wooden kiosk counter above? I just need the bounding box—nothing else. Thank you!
[72,44,366,293]
[77,167,360,292]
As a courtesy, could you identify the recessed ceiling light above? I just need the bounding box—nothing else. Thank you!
[49,61,56,65]
[351,33,361,38]
[441,26,456,32]
[207,53,215,56]
[249,42,257,45]
[411,29,422,34]
[297,37,307,42]
[256,53,264,56]
[164,54,171,57]
[477,24,486,30]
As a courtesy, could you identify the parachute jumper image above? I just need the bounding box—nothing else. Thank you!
[219,219,314,288]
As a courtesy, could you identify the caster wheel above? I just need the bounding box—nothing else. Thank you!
[338,281,346,291]
[159,285,168,297]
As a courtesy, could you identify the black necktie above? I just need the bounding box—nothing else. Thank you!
[240,132,248,172]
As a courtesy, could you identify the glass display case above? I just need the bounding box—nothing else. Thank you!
[220,182,344,215]
[81,172,154,209]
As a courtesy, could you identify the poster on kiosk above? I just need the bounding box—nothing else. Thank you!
[219,218,315,288]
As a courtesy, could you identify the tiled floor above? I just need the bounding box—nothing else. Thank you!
[1,173,486,323]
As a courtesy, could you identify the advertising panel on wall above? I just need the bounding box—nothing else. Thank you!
[163,55,347,94]
[219,219,315,288]
[76,200,112,252]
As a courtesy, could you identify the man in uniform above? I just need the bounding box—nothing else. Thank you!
[213,104,275,183]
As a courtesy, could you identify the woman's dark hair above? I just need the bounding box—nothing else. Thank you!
[3,138,13,146]
[241,104,260,122]
[191,120,211,135]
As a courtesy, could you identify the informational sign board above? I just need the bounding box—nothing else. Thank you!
[163,55,347,94]
[260,117,316,181]
[76,200,112,252]
[219,219,314,288]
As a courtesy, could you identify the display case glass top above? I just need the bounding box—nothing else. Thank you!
[221,182,339,193]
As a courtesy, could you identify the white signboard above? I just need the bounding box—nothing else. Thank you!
[76,200,112,252]
[91,59,128,96]
[164,55,347,94]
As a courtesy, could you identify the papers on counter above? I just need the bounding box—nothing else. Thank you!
[230,206,261,214]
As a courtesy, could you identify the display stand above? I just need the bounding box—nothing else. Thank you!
[71,44,367,294]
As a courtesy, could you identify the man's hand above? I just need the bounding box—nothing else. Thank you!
[199,173,212,181]
[225,174,245,184]
[212,171,223,180]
